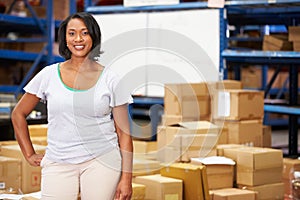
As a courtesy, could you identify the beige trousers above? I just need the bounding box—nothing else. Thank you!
[40,149,122,200]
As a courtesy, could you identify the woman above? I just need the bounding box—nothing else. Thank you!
[11,12,133,200]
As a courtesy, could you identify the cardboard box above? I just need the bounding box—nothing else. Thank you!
[262,125,272,148]
[160,163,209,200]
[133,140,157,154]
[134,174,183,200]
[191,157,235,190]
[133,159,160,177]
[132,183,146,200]
[282,158,300,179]
[28,124,48,137]
[263,34,292,51]
[213,89,264,120]
[216,144,247,157]
[164,83,211,119]
[30,136,47,146]
[214,120,263,147]
[293,41,300,51]
[211,188,257,200]
[241,66,262,89]
[238,182,284,200]
[288,26,300,41]
[0,156,21,191]
[0,144,46,193]
[237,167,283,186]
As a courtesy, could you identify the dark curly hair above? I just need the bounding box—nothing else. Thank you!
[58,12,102,60]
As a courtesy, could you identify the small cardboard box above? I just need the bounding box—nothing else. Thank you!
[0,144,46,193]
[214,120,263,147]
[191,156,235,190]
[263,34,292,51]
[164,83,211,119]
[134,174,183,200]
[133,158,160,177]
[132,183,146,200]
[211,188,257,200]
[160,163,209,200]
[288,26,300,41]
[212,89,264,120]
[238,182,284,200]
[282,158,300,179]
[0,156,21,191]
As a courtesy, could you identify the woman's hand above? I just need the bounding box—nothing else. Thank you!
[27,153,44,167]
[114,177,132,200]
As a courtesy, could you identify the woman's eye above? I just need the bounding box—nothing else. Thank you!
[68,32,75,36]
[82,31,89,36]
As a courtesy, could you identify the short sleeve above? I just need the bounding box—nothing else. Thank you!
[23,66,50,102]
[108,70,133,107]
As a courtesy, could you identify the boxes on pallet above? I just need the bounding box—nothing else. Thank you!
[133,174,183,200]
[212,89,264,121]
[191,156,235,190]
[160,163,209,200]
[211,188,257,200]
[238,182,284,200]
[0,144,46,193]
[0,156,21,192]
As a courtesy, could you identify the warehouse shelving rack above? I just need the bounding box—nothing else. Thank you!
[223,0,300,156]
[0,0,77,97]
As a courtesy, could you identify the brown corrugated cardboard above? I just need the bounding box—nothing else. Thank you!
[215,120,263,147]
[0,144,46,193]
[132,158,161,177]
[211,188,257,200]
[160,163,209,200]
[213,89,264,121]
[238,182,284,200]
[282,158,300,179]
[263,34,292,51]
[0,156,21,192]
[262,125,272,148]
[132,183,146,200]
[134,174,183,200]
[288,26,300,41]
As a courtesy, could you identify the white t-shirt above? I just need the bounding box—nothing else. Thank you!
[24,63,133,164]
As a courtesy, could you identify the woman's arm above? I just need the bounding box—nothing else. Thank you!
[11,93,44,166]
[112,104,133,200]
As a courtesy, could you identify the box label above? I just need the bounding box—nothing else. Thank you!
[0,182,5,189]
[165,194,179,200]
[218,91,230,117]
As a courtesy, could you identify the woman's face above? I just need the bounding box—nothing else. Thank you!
[66,18,93,59]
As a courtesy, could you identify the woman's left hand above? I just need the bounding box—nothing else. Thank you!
[114,177,132,200]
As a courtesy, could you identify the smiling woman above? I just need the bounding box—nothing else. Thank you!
[11,12,133,200]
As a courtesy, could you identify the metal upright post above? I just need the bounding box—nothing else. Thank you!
[46,0,54,65]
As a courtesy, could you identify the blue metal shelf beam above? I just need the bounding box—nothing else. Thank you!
[0,49,64,63]
[265,105,300,115]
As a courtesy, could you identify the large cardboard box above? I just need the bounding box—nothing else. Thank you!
[160,163,209,200]
[134,174,183,200]
[0,144,46,193]
[164,83,211,119]
[238,182,284,200]
[132,183,146,200]
[191,157,235,190]
[213,89,264,121]
[214,120,263,147]
[263,34,292,51]
[236,147,283,186]
[0,156,21,192]
[211,188,257,200]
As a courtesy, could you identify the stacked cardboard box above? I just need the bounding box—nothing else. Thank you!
[156,121,222,163]
[0,156,21,193]
[132,183,146,200]
[0,144,46,194]
[288,26,300,51]
[262,34,292,51]
[217,145,284,200]
[133,174,183,200]
[213,89,265,147]
[282,158,300,199]
[210,188,257,200]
